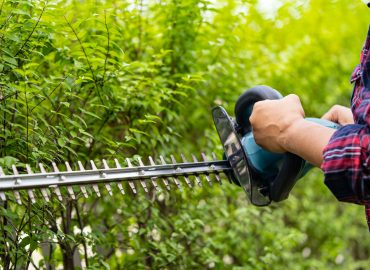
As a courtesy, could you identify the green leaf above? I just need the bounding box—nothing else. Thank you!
[2,56,17,66]
[79,108,102,120]
[57,138,66,147]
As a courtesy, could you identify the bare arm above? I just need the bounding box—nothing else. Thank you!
[249,94,339,167]
[281,119,336,167]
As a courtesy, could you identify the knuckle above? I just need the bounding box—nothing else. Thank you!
[286,94,300,103]
[332,104,341,111]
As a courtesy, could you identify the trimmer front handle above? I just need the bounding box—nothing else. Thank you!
[214,85,340,206]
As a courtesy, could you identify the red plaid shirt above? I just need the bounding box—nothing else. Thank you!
[321,26,370,230]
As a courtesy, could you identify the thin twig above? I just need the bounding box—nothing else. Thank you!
[15,2,48,57]
[25,85,29,162]
[63,15,105,106]
[102,10,110,86]
[75,202,89,268]
[25,198,34,269]
[30,76,68,112]
[13,209,28,268]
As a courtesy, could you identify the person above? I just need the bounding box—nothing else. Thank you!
[249,1,370,230]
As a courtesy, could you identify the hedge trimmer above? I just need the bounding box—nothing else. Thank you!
[0,86,340,206]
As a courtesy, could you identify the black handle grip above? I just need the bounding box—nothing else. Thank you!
[234,85,283,136]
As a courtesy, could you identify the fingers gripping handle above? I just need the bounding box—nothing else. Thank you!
[234,86,340,203]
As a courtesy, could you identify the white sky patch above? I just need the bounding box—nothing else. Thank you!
[257,0,284,19]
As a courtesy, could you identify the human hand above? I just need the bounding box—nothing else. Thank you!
[321,105,354,125]
[249,94,305,153]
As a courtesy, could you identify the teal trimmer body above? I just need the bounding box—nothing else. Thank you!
[212,86,340,206]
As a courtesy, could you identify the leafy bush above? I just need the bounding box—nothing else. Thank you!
[0,0,369,269]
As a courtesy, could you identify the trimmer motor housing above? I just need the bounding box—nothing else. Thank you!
[212,85,340,206]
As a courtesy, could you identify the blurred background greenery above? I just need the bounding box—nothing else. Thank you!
[0,0,369,269]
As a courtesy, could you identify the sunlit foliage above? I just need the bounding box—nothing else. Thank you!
[0,0,369,268]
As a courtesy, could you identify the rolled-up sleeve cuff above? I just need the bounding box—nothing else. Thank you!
[321,125,364,204]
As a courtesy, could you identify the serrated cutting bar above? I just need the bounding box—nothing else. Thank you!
[138,157,159,191]
[0,156,230,199]
[160,155,182,189]
[127,158,148,193]
[115,159,137,194]
[181,154,202,187]
[171,155,192,188]
[192,154,212,186]
[149,156,170,191]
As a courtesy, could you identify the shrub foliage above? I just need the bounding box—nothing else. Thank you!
[0,0,369,269]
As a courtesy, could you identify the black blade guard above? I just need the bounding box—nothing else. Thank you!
[212,106,271,206]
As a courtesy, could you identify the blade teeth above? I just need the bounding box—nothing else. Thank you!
[52,163,63,200]
[51,185,63,201]
[90,160,98,170]
[1,168,8,201]
[140,181,148,193]
[102,159,109,169]
[143,157,159,191]
[65,161,73,171]
[159,156,172,190]
[52,162,59,172]
[41,188,50,202]
[162,155,181,190]
[194,175,202,187]
[148,156,156,166]
[113,159,126,195]
[26,164,33,174]
[136,157,148,192]
[211,152,222,185]
[150,156,170,190]
[180,153,188,163]
[150,178,160,191]
[78,161,85,171]
[159,155,166,165]
[128,182,137,194]
[105,184,113,196]
[14,191,22,205]
[12,165,22,185]
[67,186,76,200]
[170,155,177,164]
[200,153,212,186]
[27,190,36,204]
[92,185,101,197]
[125,159,137,193]
[101,159,113,196]
[12,165,19,175]
[187,154,202,187]
[114,158,122,169]
[72,161,88,198]
[10,165,20,203]
[39,163,46,173]
[172,155,192,188]
[137,157,145,167]
[117,183,125,195]
[80,186,89,198]
[182,153,202,187]
[125,158,133,167]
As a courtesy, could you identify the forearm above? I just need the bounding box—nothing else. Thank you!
[280,119,336,167]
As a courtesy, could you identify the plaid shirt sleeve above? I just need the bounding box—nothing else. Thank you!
[321,26,370,230]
